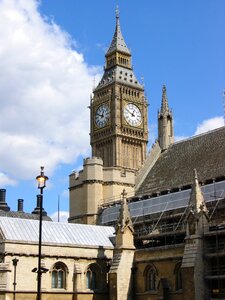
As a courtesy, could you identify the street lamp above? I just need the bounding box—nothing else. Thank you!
[36,166,48,300]
[12,258,19,300]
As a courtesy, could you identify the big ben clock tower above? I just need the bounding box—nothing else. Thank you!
[69,9,148,224]
[90,9,148,171]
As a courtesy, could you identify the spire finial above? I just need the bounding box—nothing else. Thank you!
[116,5,119,20]
[160,84,169,114]
[194,168,198,181]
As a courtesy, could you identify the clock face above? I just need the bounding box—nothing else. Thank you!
[95,103,110,128]
[124,103,142,127]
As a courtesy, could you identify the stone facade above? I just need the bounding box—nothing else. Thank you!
[69,157,135,224]
[0,219,114,300]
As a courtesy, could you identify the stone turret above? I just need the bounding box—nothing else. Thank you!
[109,189,135,300]
[182,169,209,300]
[158,85,174,151]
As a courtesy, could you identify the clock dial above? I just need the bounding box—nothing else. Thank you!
[124,103,142,127]
[95,103,110,128]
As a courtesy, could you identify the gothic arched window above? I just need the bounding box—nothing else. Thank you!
[51,262,67,289]
[144,265,157,291]
[174,263,182,290]
[86,264,100,290]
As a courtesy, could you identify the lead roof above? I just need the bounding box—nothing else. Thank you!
[0,217,114,248]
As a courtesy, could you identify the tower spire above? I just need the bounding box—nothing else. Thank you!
[158,85,174,150]
[106,7,130,56]
[160,85,169,114]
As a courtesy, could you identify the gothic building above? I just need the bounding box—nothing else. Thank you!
[69,10,225,300]
[0,8,225,300]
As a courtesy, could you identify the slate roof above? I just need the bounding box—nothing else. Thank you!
[0,217,114,248]
[137,126,225,196]
[95,65,143,91]
[106,13,130,56]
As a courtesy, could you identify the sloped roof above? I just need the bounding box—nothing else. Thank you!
[0,210,51,221]
[106,14,130,56]
[0,217,114,248]
[137,126,225,196]
[95,65,143,91]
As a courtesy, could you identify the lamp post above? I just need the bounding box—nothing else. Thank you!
[12,258,19,300]
[36,166,48,300]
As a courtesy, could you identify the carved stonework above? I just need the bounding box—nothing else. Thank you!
[90,12,148,171]
[0,262,10,291]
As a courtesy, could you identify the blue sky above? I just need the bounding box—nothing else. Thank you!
[0,0,224,221]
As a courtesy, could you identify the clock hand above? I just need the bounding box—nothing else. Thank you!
[125,108,133,116]
[96,113,104,118]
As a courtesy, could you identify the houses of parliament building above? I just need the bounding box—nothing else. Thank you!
[0,9,225,300]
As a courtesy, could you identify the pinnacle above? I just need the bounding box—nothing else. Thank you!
[106,8,130,56]
[189,169,208,214]
[160,85,169,114]
[118,189,133,231]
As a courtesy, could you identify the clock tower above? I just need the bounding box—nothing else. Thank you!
[90,10,148,171]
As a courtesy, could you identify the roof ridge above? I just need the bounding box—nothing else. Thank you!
[173,125,225,146]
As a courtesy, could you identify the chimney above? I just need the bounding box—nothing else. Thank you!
[32,194,47,216]
[17,199,24,212]
[0,189,10,212]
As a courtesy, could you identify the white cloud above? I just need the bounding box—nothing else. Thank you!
[0,172,17,186]
[0,0,101,184]
[50,211,69,223]
[194,116,223,135]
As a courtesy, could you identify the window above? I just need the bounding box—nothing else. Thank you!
[86,269,97,289]
[144,265,157,291]
[174,263,182,290]
[86,264,100,290]
[51,262,67,289]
